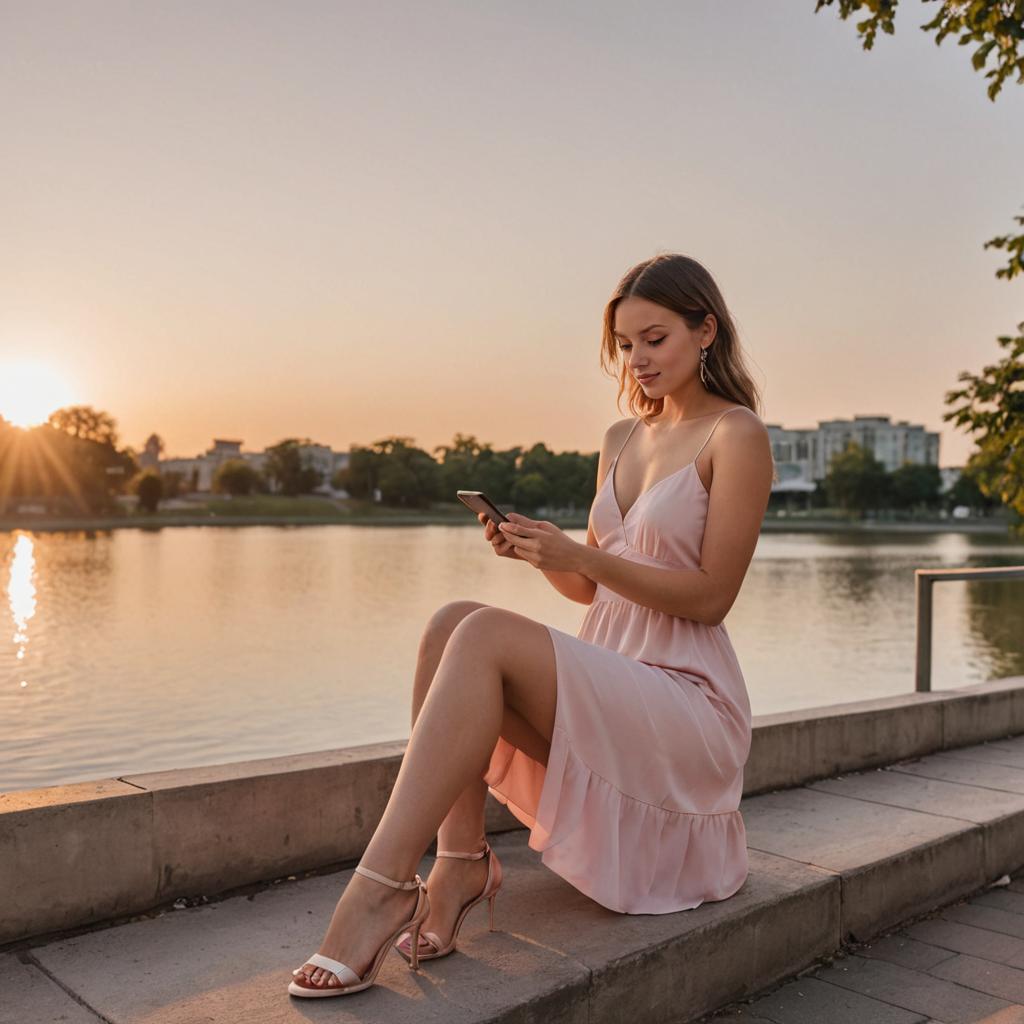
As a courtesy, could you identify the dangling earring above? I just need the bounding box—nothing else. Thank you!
[699,346,710,387]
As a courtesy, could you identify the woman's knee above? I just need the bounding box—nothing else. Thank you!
[420,600,489,655]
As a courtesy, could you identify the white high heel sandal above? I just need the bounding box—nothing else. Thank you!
[288,864,430,998]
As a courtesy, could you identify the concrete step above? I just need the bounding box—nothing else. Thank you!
[700,869,1024,1023]
[5,733,1024,1024]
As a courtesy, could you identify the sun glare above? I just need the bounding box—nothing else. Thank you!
[0,360,76,429]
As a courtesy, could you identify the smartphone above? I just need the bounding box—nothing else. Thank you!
[457,490,510,527]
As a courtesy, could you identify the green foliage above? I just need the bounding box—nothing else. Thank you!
[213,458,261,496]
[47,405,120,446]
[984,209,1024,281]
[339,433,597,514]
[816,0,1024,280]
[889,462,942,509]
[512,471,549,511]
[947,464,1002,511]
[432,434,520,503]
[135,470,163,513]
[0,406,138,515]
[160,470,185,499]
[341,436,441,508]
[263,438,324,496]
[823,441,892,515]
[943,322,1024,535]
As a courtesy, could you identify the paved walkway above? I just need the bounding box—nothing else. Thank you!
[702,868,1024,1024]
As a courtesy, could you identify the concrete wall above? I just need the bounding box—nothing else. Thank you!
[2,677,1022,948]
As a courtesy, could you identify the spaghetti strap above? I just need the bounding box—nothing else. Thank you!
[612,417,643,464]
[693,406,746,462]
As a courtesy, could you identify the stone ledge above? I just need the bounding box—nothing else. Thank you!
[5,735,1024,1023]
[1,677,1021,947]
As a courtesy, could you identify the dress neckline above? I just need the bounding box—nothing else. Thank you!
[606,456,707,524]
[606,407,747,523]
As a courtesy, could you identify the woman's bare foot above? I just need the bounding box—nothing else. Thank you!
[293,870,422,990]
[396,847,490,957]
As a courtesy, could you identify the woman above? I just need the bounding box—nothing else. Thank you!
[289,252,775,997]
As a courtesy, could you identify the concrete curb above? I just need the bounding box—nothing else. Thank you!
[1,677,1022,948]
[7,735,1024,1023]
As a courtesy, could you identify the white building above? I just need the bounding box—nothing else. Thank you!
[767,414,941,493]
[159,438,351,494]
[159,439,248,492]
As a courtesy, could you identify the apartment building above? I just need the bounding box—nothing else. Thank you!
[767,414,942,493]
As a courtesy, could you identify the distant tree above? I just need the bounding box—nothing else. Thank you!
[512,471,548,512]
[213,458,261,496]
[816,0,1024,280]
[889,462,942,511]
[160,470,184,499]
[823,441,890,516]
[264,438,323,496]
[370,437,441,508]
[144,433,165,458]
[47,405,120,446]
[343,448,380,500]
[37,424,136,513]
[946,465,1002,515]
[943,323,1024,535]
[135,470,163,513]
[431,434,530,506]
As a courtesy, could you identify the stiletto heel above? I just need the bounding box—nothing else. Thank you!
[393,839,503,963]
[288,864,429,997]
[409,919,421,971]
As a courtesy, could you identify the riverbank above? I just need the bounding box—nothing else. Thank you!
[0,504,1017,535]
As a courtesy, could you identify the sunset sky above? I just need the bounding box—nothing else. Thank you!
[2,0,1022,468]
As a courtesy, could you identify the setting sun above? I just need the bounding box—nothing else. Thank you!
[0,360,76,429]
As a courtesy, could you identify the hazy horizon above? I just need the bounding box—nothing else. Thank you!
[3,0,1022,469]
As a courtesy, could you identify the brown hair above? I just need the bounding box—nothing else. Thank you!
[600,253,764,420]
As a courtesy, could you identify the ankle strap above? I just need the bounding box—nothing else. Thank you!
[354,864,423,890]
[435,841,490,860]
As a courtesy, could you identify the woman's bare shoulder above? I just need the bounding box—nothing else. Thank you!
[712,406,773,473]
[606,416,638,438]
[718,404,767,431]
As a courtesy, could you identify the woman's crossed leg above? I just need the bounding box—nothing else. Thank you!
[295,602,557,990]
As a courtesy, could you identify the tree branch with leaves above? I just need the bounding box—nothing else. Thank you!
[816,0,1024,279]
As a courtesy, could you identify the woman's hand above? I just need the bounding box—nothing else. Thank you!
[496,513,584,572]
[478,511,525,560]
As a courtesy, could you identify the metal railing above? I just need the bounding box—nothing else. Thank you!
[915,565,1024,691]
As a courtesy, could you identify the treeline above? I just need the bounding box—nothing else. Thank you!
[0,409,601,515]
[166,435,601,513]
[338,435,598,512]
[0,404,1003,520]
[0,408,136,515]
[807,441,998,517]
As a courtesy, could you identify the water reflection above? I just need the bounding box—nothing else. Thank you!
[0,524,1021,792]
[7,532,36,682]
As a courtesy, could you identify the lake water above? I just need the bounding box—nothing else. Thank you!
[2,524,1023,793]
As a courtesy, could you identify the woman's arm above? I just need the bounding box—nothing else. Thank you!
[536,418,635,605]
[539,521,599,605]
[575,412,773,626]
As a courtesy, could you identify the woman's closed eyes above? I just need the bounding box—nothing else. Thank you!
[618,337,665,351]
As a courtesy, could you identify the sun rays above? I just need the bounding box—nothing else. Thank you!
[0,360,76,430]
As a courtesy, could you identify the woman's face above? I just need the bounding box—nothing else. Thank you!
[612,295,713,396]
